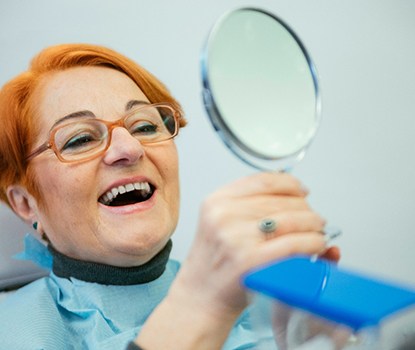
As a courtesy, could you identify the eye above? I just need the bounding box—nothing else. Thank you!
[62,133,95,150]
[130,121,159,135]
[60,131,102,153]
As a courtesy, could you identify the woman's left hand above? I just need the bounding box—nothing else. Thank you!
[136,172,340,350]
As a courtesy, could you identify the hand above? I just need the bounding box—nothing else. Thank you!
[172,172,334,316]
[136,172,340,350]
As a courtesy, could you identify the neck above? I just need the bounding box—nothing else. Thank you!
[48,240,172,285]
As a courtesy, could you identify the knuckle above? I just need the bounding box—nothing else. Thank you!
[285,219,298,234]
[200,196,230,232]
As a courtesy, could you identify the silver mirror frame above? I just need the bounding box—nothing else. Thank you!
[201,7,322,171]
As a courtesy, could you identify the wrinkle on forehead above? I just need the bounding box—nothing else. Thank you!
[34,66,150,133]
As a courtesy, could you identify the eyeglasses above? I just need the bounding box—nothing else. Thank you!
[26,103,180,163]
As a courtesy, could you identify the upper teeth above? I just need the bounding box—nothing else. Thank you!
[100,182,151,205]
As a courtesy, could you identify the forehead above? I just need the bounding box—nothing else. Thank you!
[35,66,149,128]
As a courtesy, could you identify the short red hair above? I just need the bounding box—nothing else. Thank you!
[0,43,186,208]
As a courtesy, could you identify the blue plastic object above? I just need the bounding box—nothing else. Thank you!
[243,256,415,331]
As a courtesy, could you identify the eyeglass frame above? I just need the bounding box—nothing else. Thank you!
[25,102,181,164]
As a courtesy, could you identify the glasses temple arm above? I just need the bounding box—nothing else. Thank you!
[26,143,50,161]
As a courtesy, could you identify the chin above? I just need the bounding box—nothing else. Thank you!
[103,228,172,260]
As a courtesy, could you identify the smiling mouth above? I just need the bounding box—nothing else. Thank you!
[98,182,155,207]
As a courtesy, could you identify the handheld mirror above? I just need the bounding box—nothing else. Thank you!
[201,8,341,239]
[201,8,320,171]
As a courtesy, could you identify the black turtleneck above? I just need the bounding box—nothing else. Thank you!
[47,239,172,285]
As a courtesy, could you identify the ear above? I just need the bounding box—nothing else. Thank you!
[6,185,39,226]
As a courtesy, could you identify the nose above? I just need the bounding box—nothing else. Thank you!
[102,127,145,166]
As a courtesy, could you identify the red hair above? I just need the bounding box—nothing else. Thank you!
[0,43,186,208]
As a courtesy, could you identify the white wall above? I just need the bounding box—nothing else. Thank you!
[0,0,414,286]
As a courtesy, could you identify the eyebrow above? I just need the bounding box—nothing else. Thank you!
[125,99,150,111]
[51,99,150,129]
[52,110,96,129]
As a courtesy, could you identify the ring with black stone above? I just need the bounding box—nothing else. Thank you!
[259,218,278,237]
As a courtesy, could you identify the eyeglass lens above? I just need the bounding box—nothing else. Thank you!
[54,105,177,161]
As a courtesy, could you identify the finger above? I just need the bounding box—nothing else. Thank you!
[250,196,311,214]
[214,196,311,221]
[247,233,327,269]
[209,211,324,247]
[319,246,341,263]
[200,194,312,234]
[262,211,326,237]
[217,172,308,199]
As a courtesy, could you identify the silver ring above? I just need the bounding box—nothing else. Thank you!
[259,218,278,235]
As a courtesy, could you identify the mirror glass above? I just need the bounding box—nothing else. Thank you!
[201,8,320,171]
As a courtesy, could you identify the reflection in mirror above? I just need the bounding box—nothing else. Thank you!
[201,8,320,171]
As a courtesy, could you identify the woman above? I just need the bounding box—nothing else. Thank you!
[0,43,339,349]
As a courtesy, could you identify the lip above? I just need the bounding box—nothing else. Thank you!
[98,176,157,214]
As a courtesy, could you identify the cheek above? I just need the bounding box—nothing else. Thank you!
[166,149,180,217]
[149,141,178,173]
[160,149,180,229]
[34,163,61,202]
[35,161,94,211]
[162,146,179,189]
[149,144,180,199]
